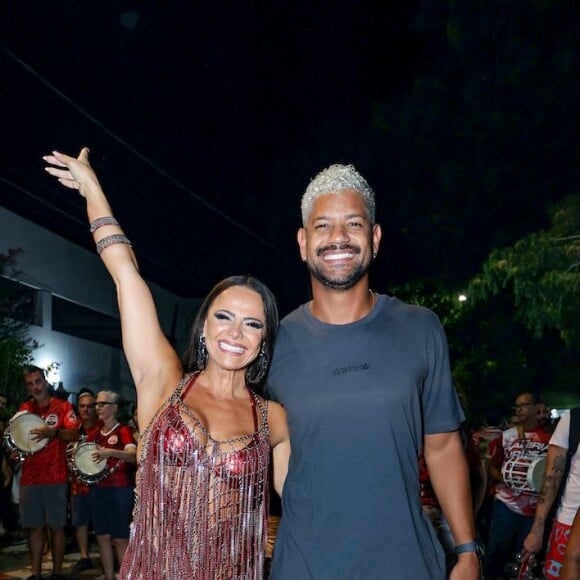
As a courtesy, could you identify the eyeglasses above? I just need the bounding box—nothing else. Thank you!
[512,403,535,410]
[94,402,116,408]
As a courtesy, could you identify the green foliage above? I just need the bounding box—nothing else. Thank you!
[0,248,39,409]
[468,195,580,345]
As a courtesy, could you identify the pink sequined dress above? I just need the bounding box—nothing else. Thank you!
[120,373,270,579]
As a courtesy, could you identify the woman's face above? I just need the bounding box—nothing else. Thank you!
[203,285,266,373]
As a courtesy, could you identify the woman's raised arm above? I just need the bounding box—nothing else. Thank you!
[43,148,182,424]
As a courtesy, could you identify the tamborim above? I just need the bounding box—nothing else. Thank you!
[68,442,108,485]
[502,456,546,494]
[3,411,49,458]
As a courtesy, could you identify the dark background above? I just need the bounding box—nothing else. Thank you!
[0,1,412,313]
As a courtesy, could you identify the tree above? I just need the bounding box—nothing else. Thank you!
[453,195,580,420]
[468,195,580,346]
[0,248,39,415]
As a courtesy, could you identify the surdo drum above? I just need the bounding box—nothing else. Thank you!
[3,411,49,459]
[501,456,546,494]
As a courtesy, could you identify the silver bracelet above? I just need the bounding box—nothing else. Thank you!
[90,216,119,233]
[96,234,132,255]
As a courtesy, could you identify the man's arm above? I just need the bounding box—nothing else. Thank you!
[523,444,567,553]
[424,431,479,580]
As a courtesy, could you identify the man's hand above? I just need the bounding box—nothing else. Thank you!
[523,525,544,554]
[450,552,480,580]
[29,426,57,442]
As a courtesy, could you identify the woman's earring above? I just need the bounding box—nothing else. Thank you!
[197,335,208,369]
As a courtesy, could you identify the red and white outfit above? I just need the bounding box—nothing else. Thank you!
[88,423,136,488]
[19,397,78,485]
[544,412,580,579]
[491,426,551,516]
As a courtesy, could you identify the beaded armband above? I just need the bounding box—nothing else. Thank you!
[96,234,132,255]
[90,216,120,233]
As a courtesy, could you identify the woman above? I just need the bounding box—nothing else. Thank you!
[43,148,290,579]
[88,390,137,580]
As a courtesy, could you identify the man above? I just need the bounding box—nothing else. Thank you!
[15,365,78,580]
[537,400,555,434]
[484,392,551,578]
[69,390,101,572]
[523,408,580,579]
[267,164,479,579]
[0,393,7,412]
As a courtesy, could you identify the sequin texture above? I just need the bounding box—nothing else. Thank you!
[120,374,270,579]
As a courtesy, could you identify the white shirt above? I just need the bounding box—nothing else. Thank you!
[550,411,580,525]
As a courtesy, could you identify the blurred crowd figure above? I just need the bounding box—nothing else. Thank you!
[462,395,580,580]
[523,406,580,579]
[482,392,551,578]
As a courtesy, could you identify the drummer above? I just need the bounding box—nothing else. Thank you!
[14,364,79,580]
[69,389,101,573]
[484,392,551,579]
[88,389,136,580]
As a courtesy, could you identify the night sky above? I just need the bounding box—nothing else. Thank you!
[1,1,577,317]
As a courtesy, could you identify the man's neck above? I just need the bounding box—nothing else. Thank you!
[519,420,539,432]
[83,418,97,429]
[34,395,52,408]
[102,419,118,432]
[309,279,375,324]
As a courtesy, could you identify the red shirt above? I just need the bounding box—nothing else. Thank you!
[89,423,136,488]
[19,397,78,485]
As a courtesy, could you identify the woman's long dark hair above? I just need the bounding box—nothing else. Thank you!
[182,275,279,386]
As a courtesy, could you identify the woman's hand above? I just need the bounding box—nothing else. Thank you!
[43,147,99,196]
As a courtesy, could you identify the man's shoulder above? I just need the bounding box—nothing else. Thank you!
[51,397,73,412]
[280,303,308,326]
[19,400,33,412]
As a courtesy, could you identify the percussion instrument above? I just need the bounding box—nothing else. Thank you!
[513,551,537,579]
[68,441,109,485]
[3,411,49,458]
[502,456,546,494]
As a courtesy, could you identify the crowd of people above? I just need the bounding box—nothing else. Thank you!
[0,369,140,580]
[0,151,578,579]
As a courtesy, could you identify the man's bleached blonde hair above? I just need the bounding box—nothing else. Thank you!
[301,163,375,226]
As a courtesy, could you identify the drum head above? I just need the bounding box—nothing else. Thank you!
[74,443,107,475]
[9,413,49,453]
[528,457,546,492]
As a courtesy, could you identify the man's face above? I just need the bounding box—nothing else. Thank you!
[78,396,96,423]
[513,394,537,425]
[94,393,118,422]
[537,403,551,425]
[0,395,7,411]
[24,371,49,401]
[297,190,381,290]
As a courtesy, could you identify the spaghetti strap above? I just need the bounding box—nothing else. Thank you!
[248,389,258,431]
[179,373,198,401]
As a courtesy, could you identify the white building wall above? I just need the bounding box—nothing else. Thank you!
[0,206,200,402]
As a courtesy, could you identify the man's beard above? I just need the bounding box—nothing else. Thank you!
[306,248,370,290]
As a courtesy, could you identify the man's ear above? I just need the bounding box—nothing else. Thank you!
[297,228,307,262]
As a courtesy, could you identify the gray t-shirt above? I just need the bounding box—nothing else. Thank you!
[267,294,464,580]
